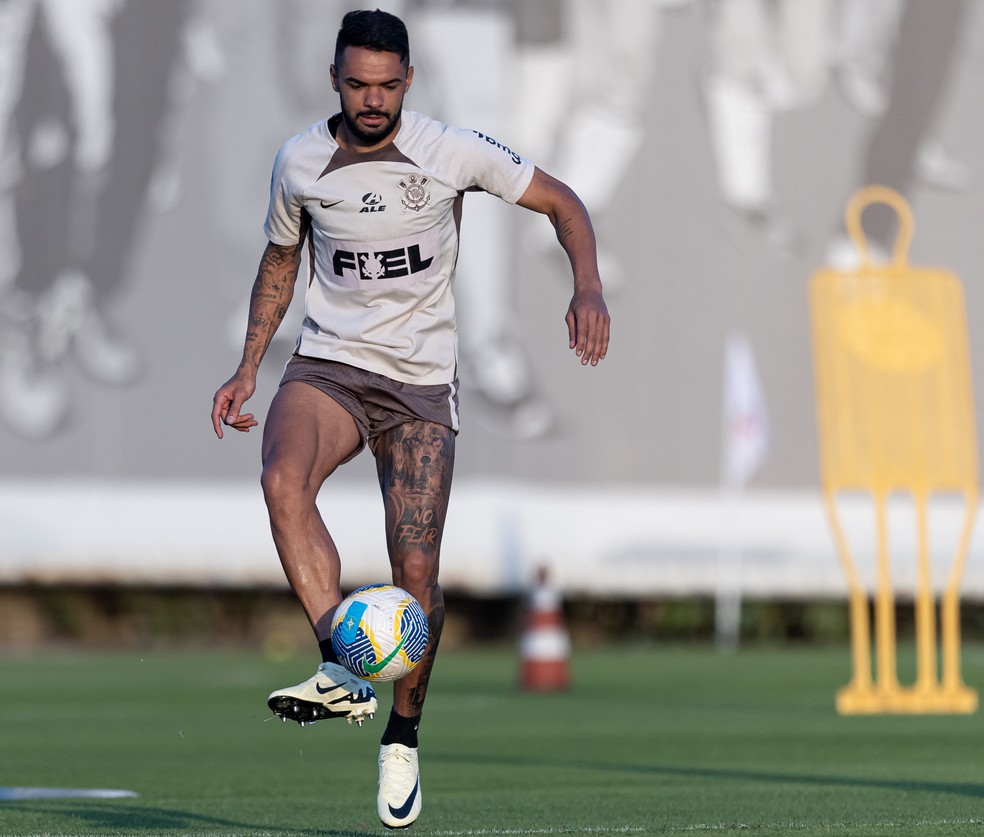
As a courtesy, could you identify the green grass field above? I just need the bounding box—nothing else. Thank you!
[2,643,984,836]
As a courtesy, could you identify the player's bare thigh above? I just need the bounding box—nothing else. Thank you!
[262,381,362,491]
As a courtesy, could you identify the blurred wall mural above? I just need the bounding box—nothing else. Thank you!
[1,0,983,590]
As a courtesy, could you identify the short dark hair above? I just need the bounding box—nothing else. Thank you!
[335,9,410,68]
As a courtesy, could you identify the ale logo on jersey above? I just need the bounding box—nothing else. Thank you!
[361,192,386,213]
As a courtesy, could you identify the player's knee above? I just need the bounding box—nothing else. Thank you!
[260,460,314,516]
[392,551,440,594]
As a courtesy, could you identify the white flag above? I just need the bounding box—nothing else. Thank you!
[722,333,770,487]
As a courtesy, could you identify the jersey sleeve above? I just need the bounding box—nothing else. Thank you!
[262,136,305,245]
[444,125,536,204]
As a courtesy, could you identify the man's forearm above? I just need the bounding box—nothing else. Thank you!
[518,168,603,292]
[552,204,603,293]
[239,240,304,373]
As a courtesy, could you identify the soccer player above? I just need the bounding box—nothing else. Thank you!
[210,9,609,829]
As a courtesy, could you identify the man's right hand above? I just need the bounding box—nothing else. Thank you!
[211,370,259,439]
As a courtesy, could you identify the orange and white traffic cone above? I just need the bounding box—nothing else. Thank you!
[519,566,571,691]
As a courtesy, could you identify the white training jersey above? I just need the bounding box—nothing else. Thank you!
[263,109,536,385]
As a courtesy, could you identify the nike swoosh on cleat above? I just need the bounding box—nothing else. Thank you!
[315,683,343,695]
[388,779,419,820]
[364,637,407,675]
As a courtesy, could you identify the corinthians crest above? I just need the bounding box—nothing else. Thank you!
[398,173,431,212]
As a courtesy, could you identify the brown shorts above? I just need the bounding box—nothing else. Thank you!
[280,355,460,459]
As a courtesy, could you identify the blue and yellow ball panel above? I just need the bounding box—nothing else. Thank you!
[331,584,429,682]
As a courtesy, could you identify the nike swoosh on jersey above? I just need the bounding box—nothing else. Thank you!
[320,199,343,208]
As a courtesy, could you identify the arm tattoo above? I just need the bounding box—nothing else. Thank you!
[239,231,306,371]
[556,216,576,245]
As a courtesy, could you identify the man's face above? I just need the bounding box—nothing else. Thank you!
[331,46,413,149]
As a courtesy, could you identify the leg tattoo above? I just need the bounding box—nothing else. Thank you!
[376,421,454,717]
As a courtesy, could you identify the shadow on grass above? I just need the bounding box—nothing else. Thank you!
[429,752,984,800]
[0,800,376,836]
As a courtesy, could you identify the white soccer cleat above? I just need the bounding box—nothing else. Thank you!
[377,743,421,829]
[267,662,377,727]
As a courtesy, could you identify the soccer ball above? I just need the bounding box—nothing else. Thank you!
[331,584,429,682]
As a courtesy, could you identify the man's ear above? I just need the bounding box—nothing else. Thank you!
[330,64,339,92]
[405,65,414,91]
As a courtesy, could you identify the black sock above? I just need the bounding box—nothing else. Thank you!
[319,638,340,665]
[381,707,421,748]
